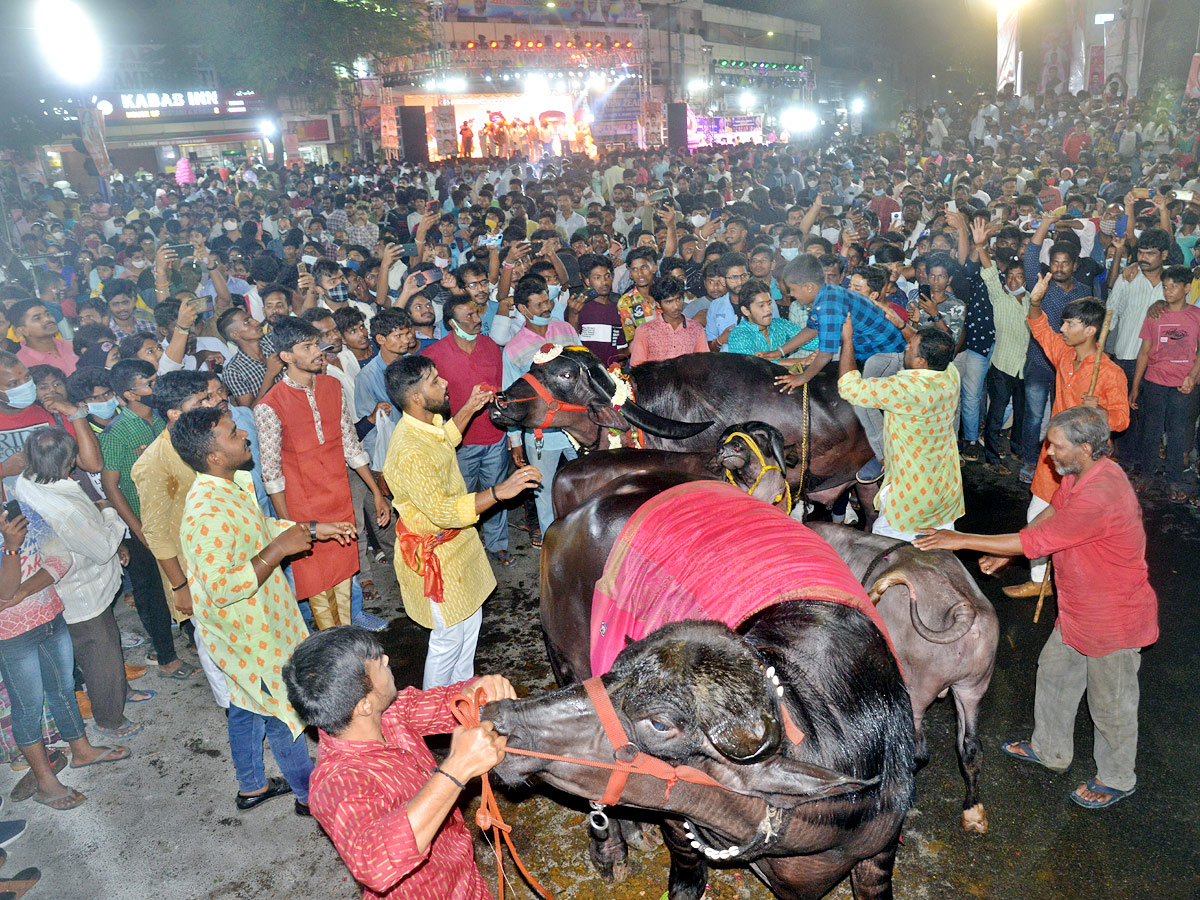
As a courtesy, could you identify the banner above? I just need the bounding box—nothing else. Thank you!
[996,3,1020,94]
[432,105,458,157]
[1087,45,1106,93]
[445,0,639,24]
[1065,0,1086,94]
[77,107,115,178]
[1186,53,1200,101]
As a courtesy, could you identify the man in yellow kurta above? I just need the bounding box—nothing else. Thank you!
[132,371,228,706]
[174,407,355,813]
[837,314,964,541]
[381,355,541,689]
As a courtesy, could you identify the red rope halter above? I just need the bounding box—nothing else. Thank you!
[493,373,588,440]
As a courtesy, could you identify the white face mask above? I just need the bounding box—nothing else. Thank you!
[301,254,319,267]
[779,247,800,261]
[433,256,450,268]
[223,220,237,231]
[690,214,707,228]
[821,228,841,245]
[131,259,147,268]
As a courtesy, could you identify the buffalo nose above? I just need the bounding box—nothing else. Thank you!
[482,697,518,736]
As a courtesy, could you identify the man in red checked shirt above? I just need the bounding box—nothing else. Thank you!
[284,626,515,900]
[916,406,1157,811]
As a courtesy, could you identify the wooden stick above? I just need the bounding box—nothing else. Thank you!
[1033,560,1053,623]
[1088,309,1115,395]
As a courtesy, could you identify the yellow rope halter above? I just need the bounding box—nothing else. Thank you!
[722,431,793,514]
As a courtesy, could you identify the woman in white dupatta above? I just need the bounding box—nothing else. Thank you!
[13,428,152,740]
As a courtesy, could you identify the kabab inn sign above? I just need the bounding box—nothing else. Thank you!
[96,90,265,121]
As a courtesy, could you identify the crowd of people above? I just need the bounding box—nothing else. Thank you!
[457,115,596,161]
[0,79,1191,896]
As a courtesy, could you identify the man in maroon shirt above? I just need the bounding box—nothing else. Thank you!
[284,626,514,900]
[422,296,513,567]
[916,406,1157,810]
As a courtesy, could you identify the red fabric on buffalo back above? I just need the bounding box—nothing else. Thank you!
[590,481,898,676]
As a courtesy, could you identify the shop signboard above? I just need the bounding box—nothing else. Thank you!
[96,89,265,122]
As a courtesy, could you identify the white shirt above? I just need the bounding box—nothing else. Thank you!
[1107,268,1165,360]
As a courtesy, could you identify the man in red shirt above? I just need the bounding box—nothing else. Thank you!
[283,626,514,900]
[422,296,512,567]
[916,406,1157,810]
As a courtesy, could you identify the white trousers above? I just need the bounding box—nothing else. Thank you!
[193,618,231,709]
[871,485,958,542]
[423,604,484,690]
[1026,495,1051,582]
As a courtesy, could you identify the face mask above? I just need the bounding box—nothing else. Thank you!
[326,282,350,304]
[1133,228,1143,239]
[223,220,237,231]
[821,228,841,245]
[779,247,800,261]
[344,259,360,272]
[530,314,553,326]
[1067,208,1084,218]
[87,397,119,419]
[873,188,885,196]
[433,256,451,269]
[301,254,319,267]
[1008,284,1027,297]
[635,192,645,202]
[450,320,478,342]
[690,214,707,228]
[547,284,561,300]
[2,379,37,409]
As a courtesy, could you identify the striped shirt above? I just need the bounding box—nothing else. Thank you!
[1107,268,1165,361]
[980,265,1031,378]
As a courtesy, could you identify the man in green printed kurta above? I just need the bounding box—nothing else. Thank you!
[175,408,355,813]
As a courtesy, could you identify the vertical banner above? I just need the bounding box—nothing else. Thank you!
[1066,0,1086,94]
[77,108,115,177]
[1088,45,1106,93]
[996,3,1020,94]
[432,106,457,158]
[1186,54,1200,101]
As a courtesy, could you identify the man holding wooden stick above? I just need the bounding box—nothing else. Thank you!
[1001,274,1130,598]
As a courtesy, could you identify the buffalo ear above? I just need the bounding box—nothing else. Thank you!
[696,660,781,763]
[724,757,881,808]
[587,399,631,432]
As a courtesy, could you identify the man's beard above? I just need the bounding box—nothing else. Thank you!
[266,313,287,327]
[1052,460,1081,476]
[426,393,451,418]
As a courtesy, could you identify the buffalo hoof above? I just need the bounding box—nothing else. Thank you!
[624,822,664,852]
[961,803,988,834]
[588,845,632,884]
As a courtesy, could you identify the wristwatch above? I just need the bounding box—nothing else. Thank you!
[308,520,318,542]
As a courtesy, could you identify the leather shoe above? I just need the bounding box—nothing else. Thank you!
[235,777,293,811]
[294,800,312,817]
[1002,580,1052,599]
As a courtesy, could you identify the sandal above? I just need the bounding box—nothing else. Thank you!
[91,719,142,740]
[1167,484,1189,503]
[1070,778,1135,809]
[33,788,85,811]
[10,750,67,803]
[1188,493,1200,509]
[530,531,543,549]
[1001,739,1067,773]
[983,462,1011,476]
[487,549,517,568]
[127,689,155,703]
[359,580,377,604]
[70,745,130,769]
[157,662,198,681]
[0,865,42,899]
[1018,467,1034,485]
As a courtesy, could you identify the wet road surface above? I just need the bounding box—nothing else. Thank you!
[372,465,1199,900]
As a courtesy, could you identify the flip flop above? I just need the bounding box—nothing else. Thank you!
[983,462,1011,476]
[529,531,543,549]
[1001,739,1068,773]
[91,719,142,740]
[157,662,198,681]
[70,745,130,769]
[0,866,41,900]
[127,689,155,703]
[10,751,67,803]
[487,549,517,568]
[33,789,85,811]
[1070,778,1135,809]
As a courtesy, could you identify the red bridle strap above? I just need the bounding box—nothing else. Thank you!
[493,373,589,439]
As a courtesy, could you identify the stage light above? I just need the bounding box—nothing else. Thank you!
[525,73,549,94]
[490,41,498,48]
[780,107,819,132]
[739,91,755,110]
[554,41,562,48]
[588,72,606,90]
[584,41,592,48]
[466,41,476,49]
[35,0,102,84]
[484,74,493,81]
[258,119,276,136]
[444,76,468,92]
[850,97,866,114]
[625,41,633,48]
[514,40,522,47]
[687,78,707,93]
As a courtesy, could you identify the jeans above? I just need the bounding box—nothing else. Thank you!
[984,366,1025,465]
[458,440,510,553]
[227,700,314,802]
[125,537,178,667]
[1030,627,1142,792]
[850,351,905,461]
[953,348,991,443]
[1021,369,1054,470]
[522,436,577,534]
[1115,358,1141,463]
[0,614,86,746]
[1137,379,1200,485]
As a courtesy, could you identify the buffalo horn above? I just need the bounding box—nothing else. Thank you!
[868,571,976,644]
[620,401,714,440]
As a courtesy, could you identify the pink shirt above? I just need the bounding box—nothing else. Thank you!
[628,316,709,366]
[1138,306,1200,388]
[422,335,505,446]
[17,338,78,377]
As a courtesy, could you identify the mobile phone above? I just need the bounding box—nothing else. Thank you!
[1115,214,1127,238]
[1132,188,1151,200]
[162,243,193,257]
[946,200,957,214]
[427,200,439,213]
[1175,190,1195,204]
[890,211,903,226]
[4,500,20,522]
[530,240,544,255]
[296,260,308,276]
[413,269,443,288]
[648,188,670,203]
[478,234,502,250]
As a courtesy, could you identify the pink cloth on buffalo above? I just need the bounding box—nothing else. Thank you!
[590,481,898,675]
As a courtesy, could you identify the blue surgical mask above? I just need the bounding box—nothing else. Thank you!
[547,284,561,300]
[87,397,119,419]
[1067,208,1084,218]
[451,320,478,342]
[530,314,553,326]
[779,247,800,261]
[344,259,361,272]
[873,188,885,196]
[1,379,36,409]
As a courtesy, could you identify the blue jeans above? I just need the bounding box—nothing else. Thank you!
[0,614,86,746]
[227,700,313,802]
[523,436,577,534]
[458,440,510,553]
[954,348,991,443]
[1021,369,1054,470]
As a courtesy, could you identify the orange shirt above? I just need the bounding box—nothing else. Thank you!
[1028,313,1130,502]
